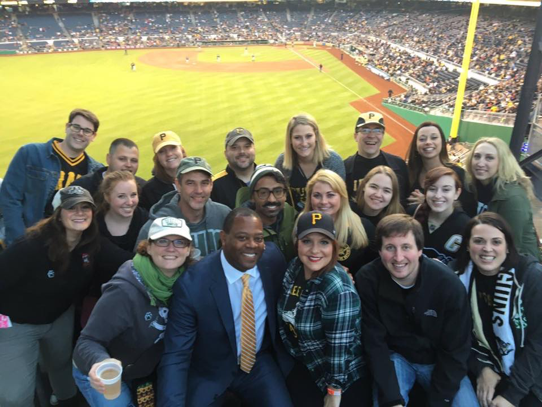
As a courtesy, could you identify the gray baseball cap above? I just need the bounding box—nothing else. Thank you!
[176,156,212,178]
[225,127,254,148]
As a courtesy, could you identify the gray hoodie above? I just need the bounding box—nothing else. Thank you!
[73,260,169,381]
[136,190,231,258]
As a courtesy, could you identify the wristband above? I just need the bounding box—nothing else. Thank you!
[327,387,342,396]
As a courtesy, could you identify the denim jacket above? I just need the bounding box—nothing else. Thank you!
[0,138,102,245]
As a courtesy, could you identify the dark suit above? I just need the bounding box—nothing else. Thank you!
[157,243,293,407]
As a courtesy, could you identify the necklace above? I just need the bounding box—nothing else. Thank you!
[428,222,438,233]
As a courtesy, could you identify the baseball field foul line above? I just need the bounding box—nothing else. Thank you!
[288,47,413,134]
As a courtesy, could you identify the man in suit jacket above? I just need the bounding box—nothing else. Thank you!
[157,207,293,407]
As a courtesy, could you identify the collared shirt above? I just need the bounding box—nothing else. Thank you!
[221,251,267,358]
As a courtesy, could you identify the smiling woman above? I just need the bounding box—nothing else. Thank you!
[465,137,540,259]
[277,211,372,407]
[0,186,132,406]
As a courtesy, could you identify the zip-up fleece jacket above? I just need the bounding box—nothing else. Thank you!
[73,260,169,382]
[135,190,230,257]
[457,255,542,406]
[355,256,471,407]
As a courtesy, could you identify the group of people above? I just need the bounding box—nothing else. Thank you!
[0,107,541,407]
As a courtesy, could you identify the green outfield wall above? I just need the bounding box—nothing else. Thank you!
[384,103,513,144]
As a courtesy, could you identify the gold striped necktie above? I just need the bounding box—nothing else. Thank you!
[240,274,257,373]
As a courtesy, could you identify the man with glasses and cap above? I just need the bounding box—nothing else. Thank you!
[344,112,409,204]
[0,108,103,246]
[235,164,296,262]
[212,127,257,209]
[137,156,230,258]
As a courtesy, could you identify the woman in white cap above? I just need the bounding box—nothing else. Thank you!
[0,186,132,406]
[277,211,371,407]
[72,216,193,406]
[140,131,187,211]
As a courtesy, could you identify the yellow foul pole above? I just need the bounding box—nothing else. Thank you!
[450,0,481,140]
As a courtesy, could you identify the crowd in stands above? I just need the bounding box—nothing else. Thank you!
[0,3,536,114]
[1,107,541,407]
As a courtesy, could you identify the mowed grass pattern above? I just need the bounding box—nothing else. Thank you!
[0,46,382,178]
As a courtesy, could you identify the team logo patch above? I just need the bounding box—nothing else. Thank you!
[338,244,351,261]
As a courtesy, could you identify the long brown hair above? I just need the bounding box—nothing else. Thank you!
[356,166,404,220]
[406,122,450,186]
[295,237,340,279]
[26,208,100,274]
[153,146,187,183]
[414,167,462,225]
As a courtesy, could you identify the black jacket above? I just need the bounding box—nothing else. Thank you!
[211,165,253,209]
[139,176,174,211]
[355,256,471,407]
[71,166,146,200]
[344,150,409,205]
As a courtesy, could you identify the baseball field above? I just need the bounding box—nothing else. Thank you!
[0,45,415,178]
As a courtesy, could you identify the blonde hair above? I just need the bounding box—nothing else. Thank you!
[465,137,534,199]
[356,165,405,219]
[282,113,331,171]
[303,169,368,249]
[98,170,138,213]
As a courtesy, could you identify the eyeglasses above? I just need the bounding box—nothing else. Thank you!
[358,128,384,135]
[68,123,95,137]
[153,238,189,248]
[254,187,286,200]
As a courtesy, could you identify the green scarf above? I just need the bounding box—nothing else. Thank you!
[132,253,185,306]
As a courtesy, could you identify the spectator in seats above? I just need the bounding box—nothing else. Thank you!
[97,171,149,252]
[137,157,230,258]
[157,208,293,407]
[354,165,404,227]
[235,164,296,262]
[278,211,372,407]
[465,137,540,260]
[406,122,476,215]
[0,186,132,407]
[275,113,345,212]
[355,214,477,407]
[72,138,146,199]
[0,108,103,246]
[212,127,257,209]
[302,169,376,274]
[344,112,409,205]
[73,217,193,407]
[455,212,542,407]
[413,167,470,265]
[140,131,186,211]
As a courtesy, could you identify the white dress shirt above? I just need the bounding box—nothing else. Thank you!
[221,251,267,359]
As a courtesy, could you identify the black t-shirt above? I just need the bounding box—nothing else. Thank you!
[476,180,494,214]
[338,218,377,274]
[422,209,470,265]
[97,207,149,252]
[45,141,89,216]
[288,165,322,212]
[347,153,386,199]
[474,267,499,358]
[282,269,309,350]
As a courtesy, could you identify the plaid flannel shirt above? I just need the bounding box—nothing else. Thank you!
[277,258,366,392]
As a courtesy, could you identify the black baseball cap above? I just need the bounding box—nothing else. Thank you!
[296,211,336,240]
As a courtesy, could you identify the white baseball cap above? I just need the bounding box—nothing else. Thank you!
[148,217,192,241]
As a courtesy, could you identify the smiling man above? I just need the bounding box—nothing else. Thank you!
[235,164,296,261]
[136,156,230,257]
[212,127,257,209]
[158,208,293,407]
[0,108,103,245]
[355,214,476,407]
[343,112,409,204]
[71,138,146,199]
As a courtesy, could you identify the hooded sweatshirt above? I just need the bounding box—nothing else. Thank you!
[73,260,170,382]
[135,190,231,257]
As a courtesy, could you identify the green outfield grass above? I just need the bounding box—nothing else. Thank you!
[0,46,390,178]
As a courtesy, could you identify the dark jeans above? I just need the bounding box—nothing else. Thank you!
[285,360,372,407]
